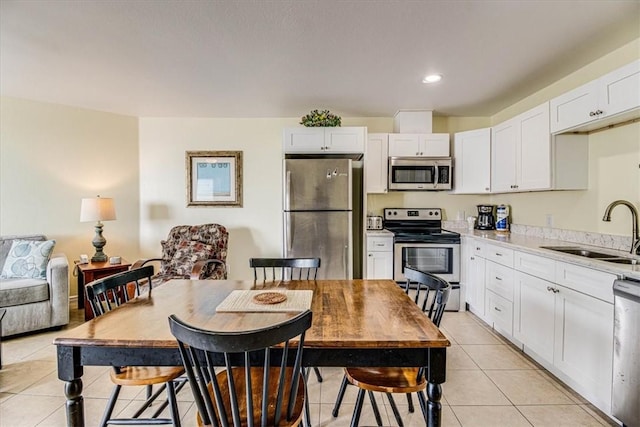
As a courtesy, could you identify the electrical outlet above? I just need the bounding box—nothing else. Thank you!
[546,214,553,228]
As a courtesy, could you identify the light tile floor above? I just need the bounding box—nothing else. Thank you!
[0,307,618,426]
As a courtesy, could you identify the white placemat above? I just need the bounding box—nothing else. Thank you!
[215,290,313,313]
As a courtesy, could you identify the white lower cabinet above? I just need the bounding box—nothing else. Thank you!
[365,233,393,279]
[510,253,616,415]
[553,281,614,413]
[513,271,556,362]
[463,239,487,320]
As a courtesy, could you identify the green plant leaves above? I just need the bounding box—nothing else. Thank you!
[300,109,342,127]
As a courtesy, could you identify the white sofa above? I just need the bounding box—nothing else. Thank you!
[0,234,69,337]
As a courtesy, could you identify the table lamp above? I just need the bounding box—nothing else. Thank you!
[80,196,116,262]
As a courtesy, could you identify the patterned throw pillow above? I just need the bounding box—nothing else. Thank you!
[165,241,214,277]
[0,239,56,279]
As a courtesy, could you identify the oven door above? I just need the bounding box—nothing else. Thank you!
[393,242,460,283]
[388,157,452,190]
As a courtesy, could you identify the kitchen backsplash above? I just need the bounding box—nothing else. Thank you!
[444,221,633,252]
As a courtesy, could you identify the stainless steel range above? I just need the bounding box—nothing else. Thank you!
[384,208,461,311]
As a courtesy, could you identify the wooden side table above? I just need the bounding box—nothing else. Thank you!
[76,259,131,320]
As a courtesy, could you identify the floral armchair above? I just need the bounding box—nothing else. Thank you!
[133,224,228,286]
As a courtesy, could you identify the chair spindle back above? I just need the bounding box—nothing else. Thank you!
[168,310,313,427]
[85,265,155,317]
[250,258,320,282]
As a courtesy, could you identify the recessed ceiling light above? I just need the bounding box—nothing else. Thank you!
[422,74,442,84]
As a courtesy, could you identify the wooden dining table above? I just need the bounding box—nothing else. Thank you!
[54,278,450,426]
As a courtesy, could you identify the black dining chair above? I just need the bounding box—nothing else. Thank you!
[331,266,451,427]
[168,309,313,427]
[250,257,320,282]
[85,265,187,427]
[249,257,323,384]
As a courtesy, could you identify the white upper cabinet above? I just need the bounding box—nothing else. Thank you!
[365,133,388,194]
[491,102,552,193]
[283,127,366,154]
[491,117,519,192]
[550,59,640,133]
[388,133,450,157]
[518,104,551,190]
[452,128,491,194]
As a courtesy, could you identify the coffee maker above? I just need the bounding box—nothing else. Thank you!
[476,205,496,230]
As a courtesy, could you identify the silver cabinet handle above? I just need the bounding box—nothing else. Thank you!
[494,307,502,312]
[496,253,503,256]
[495,276,502,281]
[547,286,553,292]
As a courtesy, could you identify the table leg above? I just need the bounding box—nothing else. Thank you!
[57,345,85,427]
[426,347,446,427]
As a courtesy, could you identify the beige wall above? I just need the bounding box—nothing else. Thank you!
[0,97,140,297]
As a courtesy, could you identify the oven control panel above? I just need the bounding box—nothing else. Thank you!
[384,208,441,220]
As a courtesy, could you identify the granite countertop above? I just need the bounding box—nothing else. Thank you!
[456,228,640,280]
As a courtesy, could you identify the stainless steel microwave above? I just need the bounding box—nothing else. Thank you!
[388,157,452,190]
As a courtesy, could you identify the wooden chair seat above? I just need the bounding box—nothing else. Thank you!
[344,367,425,393]
[110,366,185,386]
[197,367,305,427]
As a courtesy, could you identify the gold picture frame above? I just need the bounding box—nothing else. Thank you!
[186,151,243,207]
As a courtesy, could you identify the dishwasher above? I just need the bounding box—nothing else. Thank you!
[612,277,640,427]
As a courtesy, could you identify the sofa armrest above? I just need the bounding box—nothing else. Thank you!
[132,258,163,270]
[47,253,69,326]
[190,259,227,280]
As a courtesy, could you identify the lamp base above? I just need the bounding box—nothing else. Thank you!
[91,252,108,263]
[91,221,108,263]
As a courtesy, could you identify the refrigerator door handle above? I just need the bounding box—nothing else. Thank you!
[343,245,348,278]
[286,213,293,254]
[285,170,291,211]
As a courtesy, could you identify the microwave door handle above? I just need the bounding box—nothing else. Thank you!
[433,164,439,189]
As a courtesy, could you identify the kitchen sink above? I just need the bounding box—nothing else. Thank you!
[539,246,618,259]
[539,246,638,265]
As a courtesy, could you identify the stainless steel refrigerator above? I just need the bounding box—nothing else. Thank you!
[284,158,354,279]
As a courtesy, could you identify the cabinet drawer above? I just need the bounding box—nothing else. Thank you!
[514,251,555,282]
[485,261,515,301]
[484,243,514,267]
[486,290,513,335]
[555,262,617,304]
[367,237,393,252]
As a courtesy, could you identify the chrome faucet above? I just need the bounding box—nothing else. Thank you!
[602,200,640,255]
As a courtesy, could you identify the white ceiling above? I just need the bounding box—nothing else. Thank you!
[1,1,639,118]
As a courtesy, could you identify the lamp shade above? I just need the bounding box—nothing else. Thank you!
[80,197,116,222]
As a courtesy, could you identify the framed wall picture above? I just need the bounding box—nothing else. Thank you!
[186,151,243,207]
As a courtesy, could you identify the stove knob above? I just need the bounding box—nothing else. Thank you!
[429,211,433,216]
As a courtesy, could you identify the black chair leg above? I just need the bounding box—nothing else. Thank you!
[332,374,349,417]
[350,389,366,427]
[313,367,323,382]
[417,390,429,424]
[100,385,121,427]
[146,384,153,400]
[386,393,404,427]
[406,392,414,413]
[166,380,181,427]
[368,391,383,427]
